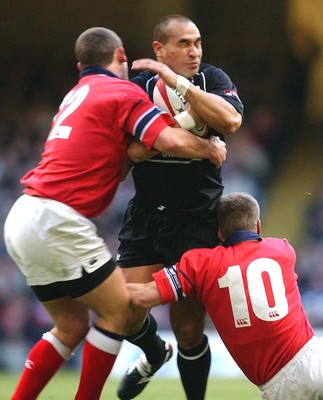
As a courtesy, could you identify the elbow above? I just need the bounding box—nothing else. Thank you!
[127,147,142,163]
[221,113,243,136]
[127,146,148,163]
[128,153,145,163]
[228,116,242,135]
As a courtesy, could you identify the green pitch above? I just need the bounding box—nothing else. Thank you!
[0,370,259,399]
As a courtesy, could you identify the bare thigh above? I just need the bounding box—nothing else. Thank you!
[77,266,136,336]
[42,266,134,350]
[170,296,206,349]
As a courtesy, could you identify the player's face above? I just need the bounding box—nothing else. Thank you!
[157,21,202,78]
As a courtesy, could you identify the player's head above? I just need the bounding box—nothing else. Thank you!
[217,192,261,241]
[152,14,202,78]
[75,27,128,79]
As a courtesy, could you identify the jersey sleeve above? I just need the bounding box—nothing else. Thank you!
[152,253,200,304]
[131,70,156,96]
[153,265,183,304]
[202,64,244,117]
[118,83,175,150]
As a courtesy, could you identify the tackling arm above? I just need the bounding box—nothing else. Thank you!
[127,125,227,168]
[127,282,162,308]
[127,139,160,163]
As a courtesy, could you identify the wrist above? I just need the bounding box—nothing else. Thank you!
[174,111,196,130]
[175,75,190,97]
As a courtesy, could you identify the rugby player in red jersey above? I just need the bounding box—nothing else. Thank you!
[3,27,226,400]
[127,192,322,400]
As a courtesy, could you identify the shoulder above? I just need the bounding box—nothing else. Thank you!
[79,75,150,105]
[116,78,151,101]
[199,63,230,79]
[90,75,145,94]
[131,70,156,90]
[180,246,219,264]
[263,237,296,257]
[199,62,223,75]
[196,63,244,112]
[264,237,293,247]
[197,63,234,87]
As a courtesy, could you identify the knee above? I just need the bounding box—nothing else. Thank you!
[125,307,150,336]
[52,316,90,349]
[71,320,90,342]
[172,318,205,349]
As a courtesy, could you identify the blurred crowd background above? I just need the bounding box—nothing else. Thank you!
[0,0,322,371]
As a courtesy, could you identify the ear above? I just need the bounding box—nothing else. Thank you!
[116,46,128,63]
[153,41,163,59]
[218,230,225,243]
[77,62,83,71]
[257,220,261,235]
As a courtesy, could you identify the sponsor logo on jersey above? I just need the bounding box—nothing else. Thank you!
[268,310,280,318]
[224,90,241,102]
[236,318,249,326]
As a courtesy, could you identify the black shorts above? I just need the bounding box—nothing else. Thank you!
[117,198,220,267]
[31,259,116,302]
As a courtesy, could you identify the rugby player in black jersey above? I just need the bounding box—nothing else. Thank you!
[117,15,244,400]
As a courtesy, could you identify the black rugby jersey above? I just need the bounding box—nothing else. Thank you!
[130,63,244,221]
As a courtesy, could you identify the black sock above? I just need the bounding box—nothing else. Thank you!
[177,335,211,400]
[125,314,166,365]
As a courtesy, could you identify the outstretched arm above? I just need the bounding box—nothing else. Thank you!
[127,282,162,308]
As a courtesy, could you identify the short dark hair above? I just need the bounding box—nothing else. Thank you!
[153,14,193,44]
[217,192,260,240]
[75,27,122,68]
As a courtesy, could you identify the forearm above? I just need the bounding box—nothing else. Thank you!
[127,140,160,162]
[127,282,162,308]
[153,127,226,168]
[184,85,242,135]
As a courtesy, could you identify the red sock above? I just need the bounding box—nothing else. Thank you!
[11,336,67,400]
[74,326,123,400]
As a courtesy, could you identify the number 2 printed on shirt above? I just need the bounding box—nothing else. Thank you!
[48,85,89,141]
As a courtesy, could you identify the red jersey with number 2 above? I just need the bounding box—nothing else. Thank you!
[22,73,174,218]
[153,236,315,385]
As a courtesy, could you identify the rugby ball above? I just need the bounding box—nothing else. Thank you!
[153,79,208,137]
[153,78,186,117]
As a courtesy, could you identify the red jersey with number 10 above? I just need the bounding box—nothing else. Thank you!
[153,234,314,385]
[22,72,174,218]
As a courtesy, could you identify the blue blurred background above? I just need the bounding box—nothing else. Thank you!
[0,0,322,374]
